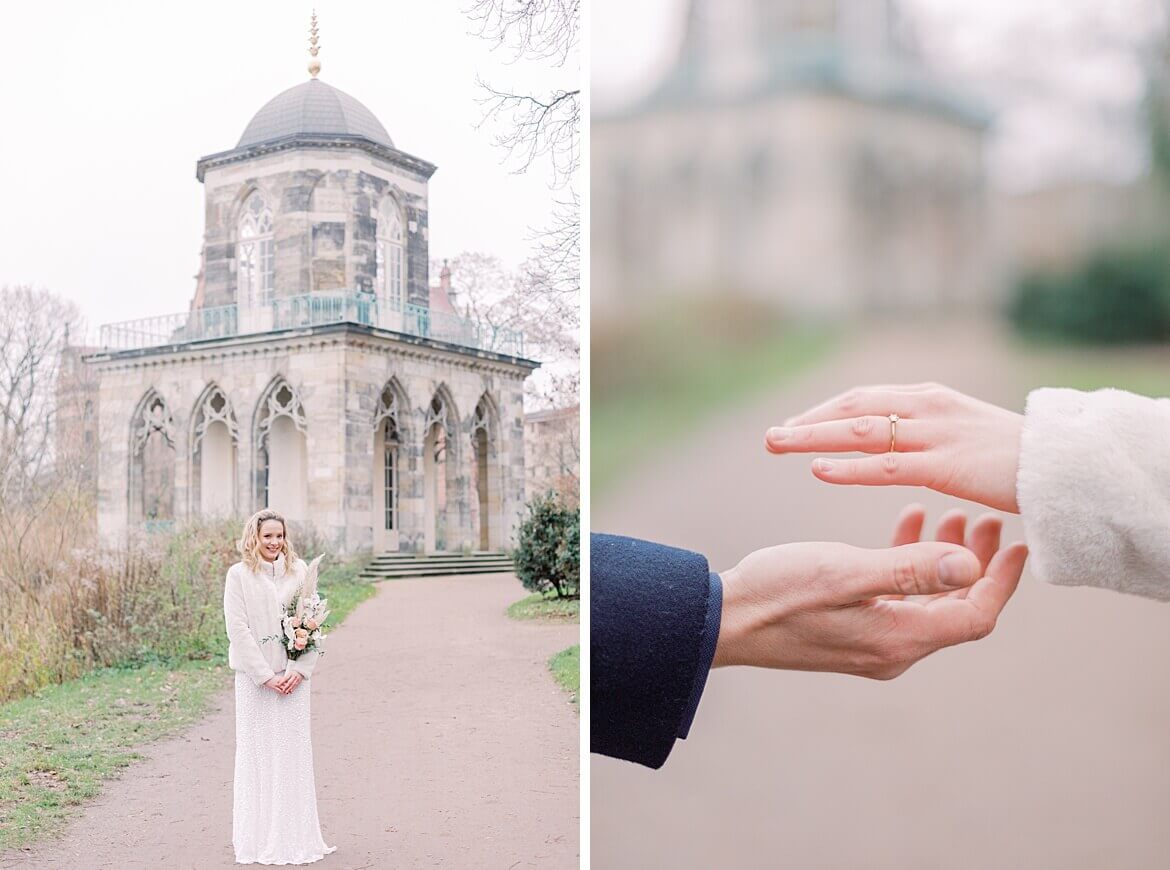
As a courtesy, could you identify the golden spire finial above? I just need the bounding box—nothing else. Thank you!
[308,10,321,78]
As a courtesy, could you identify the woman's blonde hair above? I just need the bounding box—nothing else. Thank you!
[238,508,300,574]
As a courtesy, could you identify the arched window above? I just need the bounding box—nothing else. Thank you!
[422,388,457,552]
[191,384,239,517]
[381,411,399,532]
[255,379,308,519]
[471,395,497,550]
[238,191,275,306]
[375,198,405,309]
[129,390,176,524]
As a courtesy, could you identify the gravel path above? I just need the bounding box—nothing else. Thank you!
[3,573,579,869]
[591,319,1170,870]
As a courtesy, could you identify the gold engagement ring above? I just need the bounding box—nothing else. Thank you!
[888,414,899,453]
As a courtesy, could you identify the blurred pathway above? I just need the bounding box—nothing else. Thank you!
[592,319,1170,870]
[4,573,579,869]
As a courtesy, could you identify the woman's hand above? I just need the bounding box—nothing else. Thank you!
[764,382,1024,513]
[264,672,303,694]
[712,508,1027,679]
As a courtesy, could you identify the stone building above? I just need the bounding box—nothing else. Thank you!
[82,61,537,556]
[524,405,580,507]
[592,0,995,318]
[55,336,101,489]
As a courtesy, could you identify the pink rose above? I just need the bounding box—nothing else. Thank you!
[290,616,302,629]
[305,618,318,630]
[294,638,308,650]
[294,628,309,639]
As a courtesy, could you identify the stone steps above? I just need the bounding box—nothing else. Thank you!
[359,551,514,581]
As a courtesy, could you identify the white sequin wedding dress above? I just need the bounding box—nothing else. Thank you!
[225,553,337,865]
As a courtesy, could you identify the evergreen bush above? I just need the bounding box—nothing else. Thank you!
[513,492,580,599]
[1008,246,1170,343]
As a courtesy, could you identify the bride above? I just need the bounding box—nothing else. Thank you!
[223,508,337,865]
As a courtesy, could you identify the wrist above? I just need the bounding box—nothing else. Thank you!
[712,564,750,667]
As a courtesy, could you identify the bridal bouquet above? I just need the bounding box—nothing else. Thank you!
[261,554,331,661]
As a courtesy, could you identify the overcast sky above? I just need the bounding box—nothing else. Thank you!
[0,0,574,343]
[593,0,1167,192]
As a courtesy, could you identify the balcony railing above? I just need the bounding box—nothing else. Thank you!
[97,291,526,358]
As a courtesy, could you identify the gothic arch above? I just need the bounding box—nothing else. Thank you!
[128,388,176,524]
[253,376,308,520]
[470,391,503,550]
[189,383,238,517]
[422,383,459,439]
[421,383,460,552]
[373,193,406,310]
[372,377,411,552]
[235,186,275,308]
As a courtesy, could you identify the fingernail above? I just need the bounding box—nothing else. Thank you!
[814,459,834,473]
[767,427,789,442]
[939,553,977,587]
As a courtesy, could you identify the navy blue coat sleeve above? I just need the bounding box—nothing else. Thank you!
[590,532,723,769]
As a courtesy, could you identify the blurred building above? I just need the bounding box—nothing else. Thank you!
[524,405,579,506]
[592,0,996,318]
[997,178,1168,274]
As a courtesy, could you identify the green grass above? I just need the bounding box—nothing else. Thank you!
[548,644,579,710]
[592,300,839,497]
[506,592,580,622]
[0,566,376,852]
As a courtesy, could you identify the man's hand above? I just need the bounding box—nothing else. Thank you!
[713,508,1027,678]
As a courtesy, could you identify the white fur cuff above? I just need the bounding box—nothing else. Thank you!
[1017,387,1170,601]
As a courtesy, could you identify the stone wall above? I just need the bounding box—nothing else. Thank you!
[90,324,533,556]
[199,149,431,310]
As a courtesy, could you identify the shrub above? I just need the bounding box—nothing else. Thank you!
[0,516,366,704]
[513,492,580,599]
[1008,246,1170,343]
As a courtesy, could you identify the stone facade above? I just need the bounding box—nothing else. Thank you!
[90,324,531,554]
[524,405,580,507]
[196,149,434,309]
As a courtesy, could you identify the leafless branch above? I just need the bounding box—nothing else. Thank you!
[0,285,90,592]
[476,79,580,188]
[464,0,580,66]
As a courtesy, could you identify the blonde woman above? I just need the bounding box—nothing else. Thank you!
[223,508,337,864]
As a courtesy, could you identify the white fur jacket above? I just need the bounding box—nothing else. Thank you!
[223,552,321,685]
[1018,387,1170,601]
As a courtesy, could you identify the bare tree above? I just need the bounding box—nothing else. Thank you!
[465,0,581,311]
[0,285,90,596]
[439,252,579,409]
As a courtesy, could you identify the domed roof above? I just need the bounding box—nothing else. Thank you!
[237,79,394,149]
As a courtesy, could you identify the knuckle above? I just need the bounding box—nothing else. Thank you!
[880,453,901,476]
[891,555,923,596]
[851,415,874,438]
[970,615,996,642]
[922,386,951,410]
[863,655,909,681]
[838,390,861,412]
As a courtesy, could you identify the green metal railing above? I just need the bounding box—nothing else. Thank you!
[98,291,525,357]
